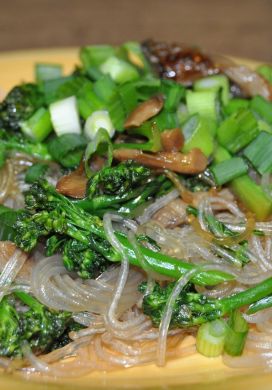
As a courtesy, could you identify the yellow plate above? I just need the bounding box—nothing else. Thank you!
[0,49,270,390]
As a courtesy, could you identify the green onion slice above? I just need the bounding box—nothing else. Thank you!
[196,319,227,357]
[224,310,248,356]
[194,75,230,106]
[243,131,272,174]
[210,157,248,186]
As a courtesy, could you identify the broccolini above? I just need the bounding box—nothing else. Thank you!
[140,280,272,328]
[0,291,74,357]
[12,179,233,285]
[0,83,45,131]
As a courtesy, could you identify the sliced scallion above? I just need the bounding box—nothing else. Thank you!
[80,45,115,68]
[84,128,113,178]
[196,319,227,357]
[118,83,138,114]
[214,146,272,220]
[84,110,114,141]
[224,310,248,356]
[210,157,248,186]
[162,79,185,112]
[232,175,272,220]
[217,108,259,153]
[41,75,74,104]
[114,122,161,152]
[250,95,272,125]
[133,78,161,101]
[154,110,178,132]
[186,90,219,121]
[77,82,105,120]
[182,114,214,157]
[194,74,230,105]
[243,131,272,174]
[49,96,81,136]
[223,98,249,116]
[93,74,116,102]
[20,107,52,142]
[35,63,62,82]
[257,119,272,134]
[100,56,139,84]
[108,92,126,130]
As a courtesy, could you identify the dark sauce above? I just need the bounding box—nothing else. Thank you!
[142,39,220,86]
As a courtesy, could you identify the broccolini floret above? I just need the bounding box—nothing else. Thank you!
[62,239,109,279]
[75,161,170,216]
[0,83,44,131]
[139,279,272,328]
[0,292,74,357]
[11,179,235,285]
[0,296,21,357]
[87,160,151,198]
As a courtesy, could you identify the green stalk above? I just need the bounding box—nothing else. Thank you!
[20,107,53,142]
[59,202,234,286]
[224,310,248,356]
[14,291,43,312]
[214,146,272,220]
[116,234,233,286]
[113,122,162,152]
[221,277,272,313]
[217,108,259,153]
[250,95,272,125]
[247,295,272,314]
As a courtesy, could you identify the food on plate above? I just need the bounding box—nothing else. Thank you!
[0,40,272,377]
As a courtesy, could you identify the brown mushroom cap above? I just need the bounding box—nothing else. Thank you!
[160,128,184,152]
[124,95,164,129]
[113,148,208,174]
[56,162,88,199]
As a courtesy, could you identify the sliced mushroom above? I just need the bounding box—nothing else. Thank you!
[160,128,184,152]
[152,199,187,228]
[224,66,272,100]
[56,162,88,199]
[113,148,208,174]
[124,95,164,128]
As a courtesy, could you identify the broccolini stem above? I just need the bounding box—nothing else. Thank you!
[116,234,234,286]
[14,291,43,312]
[221,277,272,313]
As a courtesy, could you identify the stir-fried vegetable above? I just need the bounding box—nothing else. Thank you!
[140,280,272,328]
[1,39,272,368]
[0,291,78,357]
[8,179,232,284]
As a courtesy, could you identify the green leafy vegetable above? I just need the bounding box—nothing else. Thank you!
[35,63,63,83]
[25,163,49,184]
[140,278,272,328]
[210,157,248,186]
[224,310,248,356]
[47,133,87,168]
[217,108,259,154]
[0,291,75,357]
[0,83,45,131]
[12,180,233,285]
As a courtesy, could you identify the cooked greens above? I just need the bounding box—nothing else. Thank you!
[0,39,272,369]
